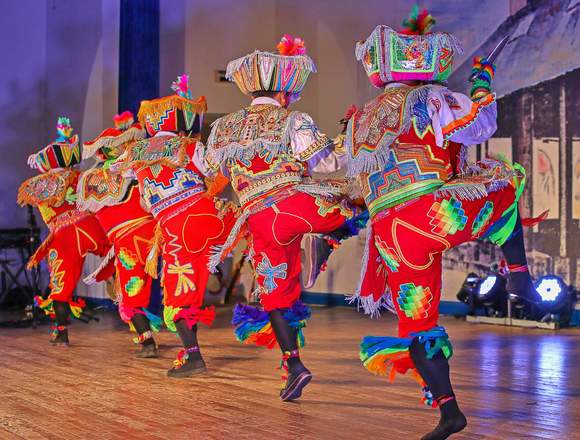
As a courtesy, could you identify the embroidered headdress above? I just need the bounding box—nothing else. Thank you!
[27,117,81,173]
[226,34,316,100]
[137,74,207,137]
[356,6,462,87]
[82,111,146,161]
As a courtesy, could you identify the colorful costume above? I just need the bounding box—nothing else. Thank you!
[119,75,237,376]
[17,118,110,345]
[206,35,362,400]
[346,9,532,440]
[77,112,161,356]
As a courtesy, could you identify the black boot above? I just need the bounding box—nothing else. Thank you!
[501,213,535,306]
[409,338,467,440]
[270,309,312,401]
[167,321,207,378]
[50,301,70,346]
[131,313,158,358]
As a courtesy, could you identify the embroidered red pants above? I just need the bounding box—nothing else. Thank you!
[95,188,157,311]
[46,215,110,303]
[367,185,516,337]
[158,196,235,309]
[248,192,351,311]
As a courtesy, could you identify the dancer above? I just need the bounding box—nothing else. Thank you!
[117,75,237,377]
[17,118,110,345]
[77,111,161,357]
[206,35,363,401]
[346,9,533,440]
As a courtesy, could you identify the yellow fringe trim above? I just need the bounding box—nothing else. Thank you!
[137,95,207,126]
[144,222,163,278]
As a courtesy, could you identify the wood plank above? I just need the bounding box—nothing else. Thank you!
[0,307,578,439]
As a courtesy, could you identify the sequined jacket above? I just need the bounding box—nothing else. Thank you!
[205,97,343,209]
[346,84,497,219]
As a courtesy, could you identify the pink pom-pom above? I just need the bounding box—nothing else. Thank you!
[277,34,306,56]
[171,74,192,99]
[113,111,134,130]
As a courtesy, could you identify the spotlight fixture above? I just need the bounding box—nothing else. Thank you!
[456,272,480,303]
[534,275,569,314]
[476,273,508,316]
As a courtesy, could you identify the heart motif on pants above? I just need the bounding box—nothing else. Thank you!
[181,213,225,254]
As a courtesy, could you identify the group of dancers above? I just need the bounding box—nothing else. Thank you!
[17,9,536,439]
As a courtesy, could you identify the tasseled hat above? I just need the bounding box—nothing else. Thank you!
[27,117,82,173]
[82,111,146,161]
[226,34,316,100]
[137,74,207,137]
[356,5,462,87]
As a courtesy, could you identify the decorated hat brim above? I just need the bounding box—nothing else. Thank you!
[82,124,146,160]
[226,50,316,96]
[137,95,207,126]
[356,25,463,87]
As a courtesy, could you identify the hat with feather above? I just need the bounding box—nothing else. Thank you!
[226,34,316,101]
[27,117,81,173]
[82,111,146,161]
[138,75,207,137]
[356,5,462,88]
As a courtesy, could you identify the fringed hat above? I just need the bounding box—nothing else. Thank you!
[226,34,316,100]
[138,75,207,137]
[82,111,146,161]
[356,6,462,88]
[27,117,81,173]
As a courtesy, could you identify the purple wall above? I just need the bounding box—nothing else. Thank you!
[0,0,113,228]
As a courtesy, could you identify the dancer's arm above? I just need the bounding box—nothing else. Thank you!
[428,57,498,147]
[289,112,345,173]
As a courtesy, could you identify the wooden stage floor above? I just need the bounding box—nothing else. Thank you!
[0,306,578,440]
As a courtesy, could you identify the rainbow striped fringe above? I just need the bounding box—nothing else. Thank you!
[163,305,216,333]
[34,295,85,319]
[232,301,311,349]
[360,326,452,407]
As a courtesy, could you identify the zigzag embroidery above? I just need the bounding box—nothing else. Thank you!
[164,229,183,260]
[48,249,65,294]
[150,108,173,131]
[368,149,443,195]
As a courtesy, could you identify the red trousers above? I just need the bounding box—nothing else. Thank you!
[367,185,516,337]
[110,217,157,310]
[247,192,351,311]
[45,215,110,304]
[158,196,235,309]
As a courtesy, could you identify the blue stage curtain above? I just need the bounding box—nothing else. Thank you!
[119,0,160,115]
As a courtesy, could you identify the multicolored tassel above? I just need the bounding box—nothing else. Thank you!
[470,56,496,100]
[56,116,73,142]
[400,5,436,35]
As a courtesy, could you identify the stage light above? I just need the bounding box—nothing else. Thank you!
[476,273,508,316]
[456,272,480,304]
[478,275,497,297]
[536,277,563,302]
[534,275,569,314]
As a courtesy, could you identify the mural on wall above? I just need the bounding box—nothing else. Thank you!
[448,0,580,288]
